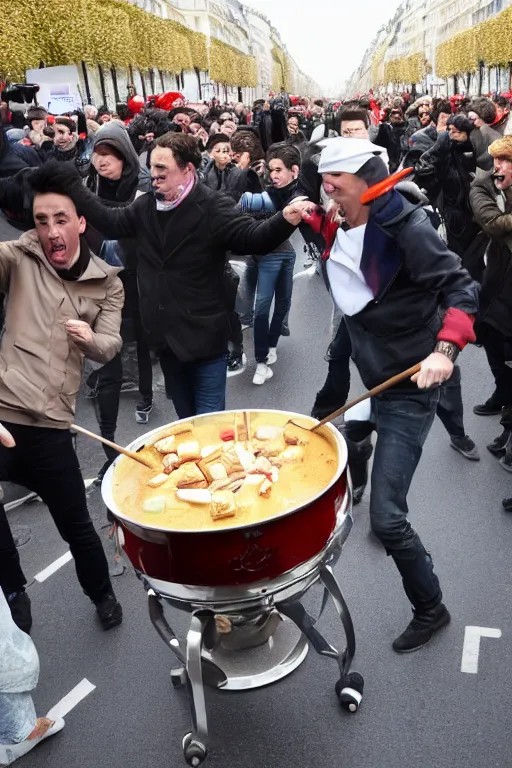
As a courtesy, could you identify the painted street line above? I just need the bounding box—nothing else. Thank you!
[34,551,73,583]
[84,478,96,489]
[461,626,502,674]
[46,679,96,720]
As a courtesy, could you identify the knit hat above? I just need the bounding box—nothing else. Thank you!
[318,138,387,175]
[206,133,231,151]
[489,135,512,160]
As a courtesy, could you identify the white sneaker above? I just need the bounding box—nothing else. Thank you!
[253,363,273,385]
[267,347,277,365]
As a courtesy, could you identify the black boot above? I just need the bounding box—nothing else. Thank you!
[95,590,123,630]
[392,603,450,653]
[502,497,512,511]
[347,436,373,505]
[499,433,512,473]
[487,428,511,457]
[473,395,504,416]
[338,422,373,506]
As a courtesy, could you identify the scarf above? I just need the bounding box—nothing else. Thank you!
[155,173,196,211]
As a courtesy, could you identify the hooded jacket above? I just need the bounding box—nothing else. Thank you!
[341,190,479,390]
[0,231,123,429]
[86,122,151,203]
[85,122,150,266]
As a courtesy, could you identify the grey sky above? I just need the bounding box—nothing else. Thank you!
[246,0,401,94]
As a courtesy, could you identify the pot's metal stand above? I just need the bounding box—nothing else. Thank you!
[147,563,364,768]
[276,565,364,713]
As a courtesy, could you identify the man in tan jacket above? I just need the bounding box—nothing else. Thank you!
[0,161,124,634]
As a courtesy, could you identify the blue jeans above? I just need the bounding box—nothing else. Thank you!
[236,257,258,326]
[253,252,295,363]
[159,347,227,420]
[369,388,442,611]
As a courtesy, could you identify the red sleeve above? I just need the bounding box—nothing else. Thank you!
[302,208,340,260]
[437,307,476,350]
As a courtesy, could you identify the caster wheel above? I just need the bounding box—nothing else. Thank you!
[170,667,187,688]
[335,672,364,713]
[182,733,207,767]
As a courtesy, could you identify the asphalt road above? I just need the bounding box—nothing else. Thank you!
[3,211,512,768]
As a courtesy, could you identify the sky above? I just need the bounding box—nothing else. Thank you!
[245,0,402,95]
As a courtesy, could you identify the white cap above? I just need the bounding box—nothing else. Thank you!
[318,138,387,175]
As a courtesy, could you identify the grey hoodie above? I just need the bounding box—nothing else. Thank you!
[87,122,151,202]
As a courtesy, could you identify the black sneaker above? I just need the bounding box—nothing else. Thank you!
[499,454,512,473]
[393,603,450,653]
[488,429,511,456]
[449,435,480,461]
[120,380,139,394]
[95,591,123,630]
[93,459,115,487]
[135,396,154,425]
[227,351,247,378]
[7,591,32,634]
[473,399,504,416]
[502,497,512,511]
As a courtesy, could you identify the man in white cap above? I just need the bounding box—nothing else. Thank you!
[308,138,479,652]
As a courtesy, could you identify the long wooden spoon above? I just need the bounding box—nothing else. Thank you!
[71,424,155,468]
[310,362,422,431]
[285,362,423,434]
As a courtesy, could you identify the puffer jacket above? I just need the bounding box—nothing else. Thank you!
[0,231,123,429]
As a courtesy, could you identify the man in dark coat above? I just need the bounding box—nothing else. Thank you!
[74,132,309,419]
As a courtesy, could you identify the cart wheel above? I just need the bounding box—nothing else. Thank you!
[182,733,207,767]
[170,667,187,688]
[335,672,364,713]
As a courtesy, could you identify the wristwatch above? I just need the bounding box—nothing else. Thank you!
[435,341,459,362]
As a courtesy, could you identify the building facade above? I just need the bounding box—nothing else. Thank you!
[1,0,319,110]
[345,0,512,97]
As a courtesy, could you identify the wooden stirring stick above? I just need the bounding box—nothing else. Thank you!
[71,424,154,468]
[311,362,422,431]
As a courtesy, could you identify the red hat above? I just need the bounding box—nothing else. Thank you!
[153,91,185,111]
[127,95,145,115]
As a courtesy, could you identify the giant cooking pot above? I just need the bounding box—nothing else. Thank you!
[101,410,349,589]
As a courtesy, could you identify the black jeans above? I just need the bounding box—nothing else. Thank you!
[229,311,244,356]
[89,322,153,463]
[480,322,512,407]
[436,364,465,438]
[0,422,112,603]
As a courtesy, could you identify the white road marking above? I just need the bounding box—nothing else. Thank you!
[46,679,96,720]
[84,478,96,489]
[34,551,73,582]
[461,626,502,674]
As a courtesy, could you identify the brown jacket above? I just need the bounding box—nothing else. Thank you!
[470,172,512,333]
[0,231,124,429]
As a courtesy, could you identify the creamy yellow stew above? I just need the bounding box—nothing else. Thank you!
[112,412,338,532]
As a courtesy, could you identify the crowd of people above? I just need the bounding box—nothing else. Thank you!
[1,81,512,760]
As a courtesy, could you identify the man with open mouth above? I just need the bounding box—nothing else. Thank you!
[470,136,512,492]
[0,161,124,635]
[304,138,479,653]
